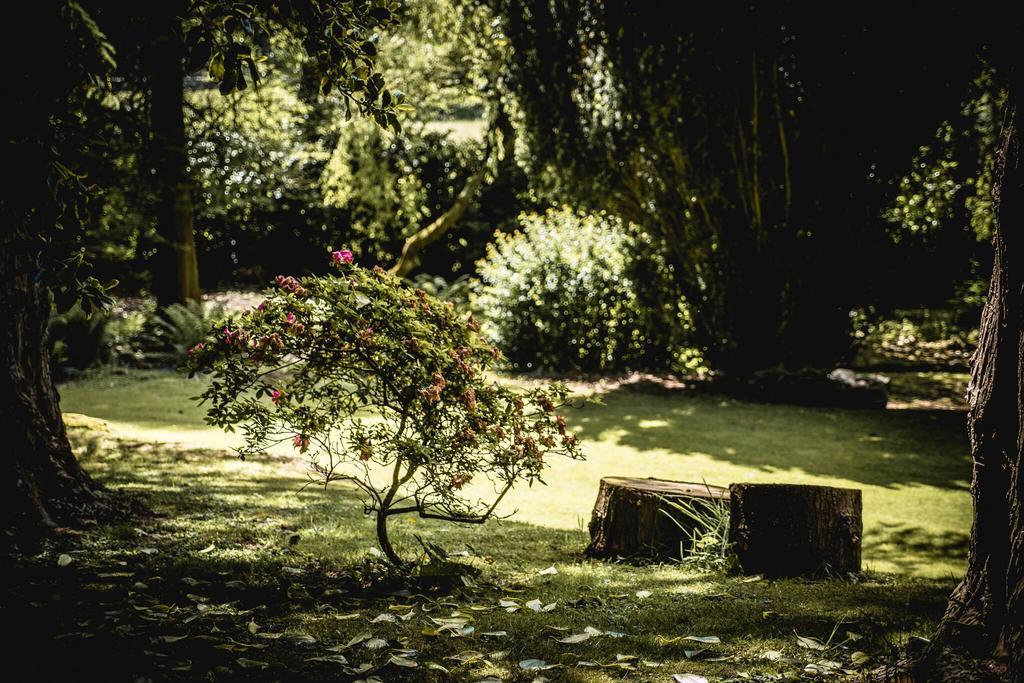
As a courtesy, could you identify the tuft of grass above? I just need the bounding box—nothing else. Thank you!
[658,487,732,569]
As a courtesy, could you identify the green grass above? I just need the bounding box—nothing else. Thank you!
[32,368,973,680]
[60,369,973,578]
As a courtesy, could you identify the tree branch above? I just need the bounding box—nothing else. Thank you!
[389,100,515,278]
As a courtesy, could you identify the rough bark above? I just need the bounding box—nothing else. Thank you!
[585,477,729,560]
[889,73,1023,683]
[147,1,201,306]
[390,103,515,279]
[729,483,862,578]
[0,231,102,533]
[0,2,106,535]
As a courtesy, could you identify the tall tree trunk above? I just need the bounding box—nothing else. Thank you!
[0,232,101,532]
[148,1,201,306]
[1,2,104,534]
[897,73,1023,683]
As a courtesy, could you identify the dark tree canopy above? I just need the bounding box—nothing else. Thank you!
[492,2,988,377]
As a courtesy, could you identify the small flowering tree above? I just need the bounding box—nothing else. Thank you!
[187,250,584,565]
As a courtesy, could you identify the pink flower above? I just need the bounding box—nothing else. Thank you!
[222,326,247,347]
[188,342,205,357]
[257,300,268,311]
[451,473,473,490]
[420,372,446,403]
[359,438,374,461]
[555,414,567,435]
[330,249,354,267]
[271,390,283,405]
[285,311,296,326]
[293,434,310,452]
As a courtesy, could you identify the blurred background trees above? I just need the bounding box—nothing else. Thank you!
[44,0,1003,386]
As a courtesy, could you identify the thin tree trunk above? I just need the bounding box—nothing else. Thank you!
[894,73,1023,683]
[390,103,514,278]
[148,1,201,306]
[375,509,404,565]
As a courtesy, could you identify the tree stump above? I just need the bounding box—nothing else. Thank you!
[729,483,862,577]
[585,477,729,560]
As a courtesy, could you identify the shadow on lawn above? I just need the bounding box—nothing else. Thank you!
[1,431,962,681]
[864,522,969,579]
[570,385,972,490]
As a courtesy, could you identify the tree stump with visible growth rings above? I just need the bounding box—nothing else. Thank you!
[729,483,862,577]
[584,477,729,561]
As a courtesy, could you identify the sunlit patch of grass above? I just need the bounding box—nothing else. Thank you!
[12,426,953,680]
[885,370,969,410]
[60,368,973,578]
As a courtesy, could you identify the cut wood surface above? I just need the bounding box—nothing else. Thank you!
[729,483,862,578]
[585,477,729,560]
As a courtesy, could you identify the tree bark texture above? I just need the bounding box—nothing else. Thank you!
[585,477,729,561]
[894,72,1024,683]
[729,483,862,578]
[1,3,104,534]
[0,231,101,532]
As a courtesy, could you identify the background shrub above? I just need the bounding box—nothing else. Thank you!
[48,305,113,377]
[136,301,226,368]
[474,208,690,373]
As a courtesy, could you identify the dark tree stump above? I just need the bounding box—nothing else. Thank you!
[585,477,729,560]
[729,483,862,577]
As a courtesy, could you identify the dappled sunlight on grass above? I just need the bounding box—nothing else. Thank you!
[0,414,957,680]
[61,370,973,578]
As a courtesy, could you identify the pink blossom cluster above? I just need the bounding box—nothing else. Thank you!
[330,249,354,268]
[222,326,248,347]
[462,387,477,412]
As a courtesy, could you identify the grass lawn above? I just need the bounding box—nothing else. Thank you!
[20,368,973,681]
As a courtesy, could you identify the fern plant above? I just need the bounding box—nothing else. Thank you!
[139,300,225,367]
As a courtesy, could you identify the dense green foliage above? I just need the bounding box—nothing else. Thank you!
[879,71,1003,311]
[475,208,689,373]
[321,118,527,275]
[187,253,583,563]
[80,1,527,291]
[492,3,989,377]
